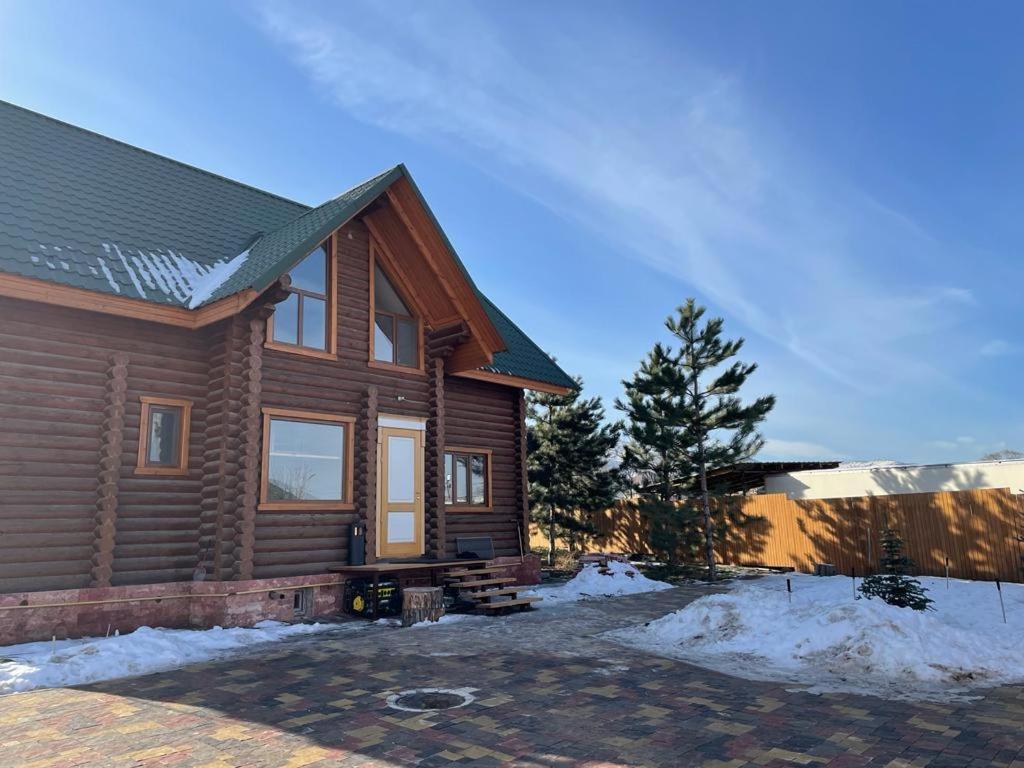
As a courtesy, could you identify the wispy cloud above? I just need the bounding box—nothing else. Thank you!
[251,1,975,394]
[762,438,838,460]
[980,339,1016,357]
[930,435,977,450]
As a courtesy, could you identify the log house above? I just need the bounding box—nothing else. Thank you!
[0,101,572,642]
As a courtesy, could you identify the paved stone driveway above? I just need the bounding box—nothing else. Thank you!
[1,586,1023,768]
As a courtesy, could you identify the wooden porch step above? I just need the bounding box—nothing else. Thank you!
[475,596,542,610]
[443,565,506,577]
[463,586,522,600]
[447,577,516,589]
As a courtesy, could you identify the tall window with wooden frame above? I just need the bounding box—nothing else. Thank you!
[443,448,492,510]
[259,408,355,510]
[267,239,337,359]
[136,396,192,476]
[370,249,422,370]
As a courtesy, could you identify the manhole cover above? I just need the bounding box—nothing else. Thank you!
[386,687,476,712]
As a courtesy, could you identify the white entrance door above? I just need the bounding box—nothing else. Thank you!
[377,425,424,558]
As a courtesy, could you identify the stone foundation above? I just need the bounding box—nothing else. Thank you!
[0,574,345,645]
[492,554,542,586]
[0,557,543,646]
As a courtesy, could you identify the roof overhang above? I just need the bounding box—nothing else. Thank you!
[454,369,573,395]
[0,269,571,393]
[236,165,505,372]
[0,271,257,329]
[359,173,504,371]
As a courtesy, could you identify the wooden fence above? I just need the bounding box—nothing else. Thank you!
[530,488,1024,582]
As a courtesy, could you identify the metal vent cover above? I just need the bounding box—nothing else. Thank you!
[386,687,476,712]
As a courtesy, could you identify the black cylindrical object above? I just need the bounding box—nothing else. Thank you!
[349,523,365,566]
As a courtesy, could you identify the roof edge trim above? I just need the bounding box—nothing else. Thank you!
[456,369,574,395]
[246,166,404,296]
[0,272,258,329]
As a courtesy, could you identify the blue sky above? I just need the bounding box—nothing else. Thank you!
[2,1,1022,463]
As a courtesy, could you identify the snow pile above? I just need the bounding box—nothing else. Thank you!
[0,621,345,694]
[536,560,672,605]
[612,574,1024,700]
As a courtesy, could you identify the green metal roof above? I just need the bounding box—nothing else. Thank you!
[0,100,574,391]
[208,167,403,303]
[476,292,573,389]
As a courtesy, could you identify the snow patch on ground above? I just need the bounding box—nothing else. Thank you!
[374,613,476,629]
[0,621,348,694]
[533,561,673,605]
[610,573,1024,700]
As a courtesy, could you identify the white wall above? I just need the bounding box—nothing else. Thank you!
[764,460,1024,500]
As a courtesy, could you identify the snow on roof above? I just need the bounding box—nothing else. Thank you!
[187,248,250,309]
[76,241,252,308]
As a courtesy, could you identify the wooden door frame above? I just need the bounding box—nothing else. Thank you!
[376,419,426,558]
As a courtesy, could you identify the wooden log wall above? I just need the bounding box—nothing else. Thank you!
[198,318,243,581]
[425,357,447,559]
[0,217,531,593]
[0,297,211,592]
[90,352,129,587]
[443,376,522,558]
[233,316,265,580]
[110,320,209,587]
[256,221,429,576]
[513,390,530,555]
[358,385,379,566]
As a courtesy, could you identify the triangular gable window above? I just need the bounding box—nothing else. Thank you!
[373,264,419,367]
[270,242,334,354]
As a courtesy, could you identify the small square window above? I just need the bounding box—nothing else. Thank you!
[147,405,182,465]
[137,397,192,475]
[444,449,490,509]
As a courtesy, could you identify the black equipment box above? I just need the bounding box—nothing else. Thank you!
[344,579,401,617]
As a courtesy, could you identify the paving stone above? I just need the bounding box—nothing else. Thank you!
[0,586,1021,766]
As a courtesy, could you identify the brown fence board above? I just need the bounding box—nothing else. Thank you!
[530,488,1024,583]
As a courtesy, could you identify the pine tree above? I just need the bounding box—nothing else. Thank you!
[527,377,621,566]
[858,527,933,611]
[618,299,775,579]
[616,344,700,563]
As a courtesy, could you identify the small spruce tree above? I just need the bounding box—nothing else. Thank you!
[858,527,933,611]
[527,377,621,565]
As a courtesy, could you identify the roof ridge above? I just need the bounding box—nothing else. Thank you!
[278,166,400,228]
[0,99,312,213]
